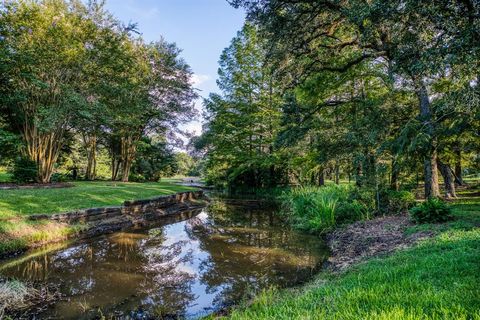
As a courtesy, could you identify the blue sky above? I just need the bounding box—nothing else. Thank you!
[103,0,246,136]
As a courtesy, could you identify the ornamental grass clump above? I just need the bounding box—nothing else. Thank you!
[282,185,373,234]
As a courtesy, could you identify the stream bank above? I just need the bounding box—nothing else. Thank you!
[0,190,208,259]
[326,214,434,271]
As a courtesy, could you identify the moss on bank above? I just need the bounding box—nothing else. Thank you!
[222,190,480,320]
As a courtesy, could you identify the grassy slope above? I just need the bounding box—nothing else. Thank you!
[0,181,195,218]
[225,188,480,320]
[0,181,195,256]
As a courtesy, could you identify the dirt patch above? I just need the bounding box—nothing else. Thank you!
[326,214,433,271]
[0,183,73,190]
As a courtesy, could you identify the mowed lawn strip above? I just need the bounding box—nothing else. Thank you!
[224,194,480,320]
[0,181,196,219]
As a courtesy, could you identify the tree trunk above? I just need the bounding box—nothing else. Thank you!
[416,81,440,198]
[437,160,457,199]
[111,153,121,181]
[318,169,325,186]
[24,128,63,183]
[390,157,400,191]
[355,162,363,187]
[120,135,138,182]
[334,163,340,185]
[85,135,97,181]
[454,147,464,186]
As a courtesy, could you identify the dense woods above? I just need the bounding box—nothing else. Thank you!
[196,0,479,201]
[0,0,198,183]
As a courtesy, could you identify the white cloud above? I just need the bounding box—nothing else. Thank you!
[191,74,210,87]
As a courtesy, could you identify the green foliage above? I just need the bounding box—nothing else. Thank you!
[409,198,453,224]
[0,129,21,165]
[174,152,200,176]
[0,0,196,183]
[11,158,37,183]
[282,185,374,234]
[131,138,177,181]
[196,24,284,188]
[380,190,416,215]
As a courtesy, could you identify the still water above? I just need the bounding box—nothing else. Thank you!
[0,200,328,319]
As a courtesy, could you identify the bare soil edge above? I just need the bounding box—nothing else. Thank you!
[325,214,433,271]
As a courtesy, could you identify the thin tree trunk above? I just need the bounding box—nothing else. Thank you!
[24,128,63,183]
[85,135,97,181]
[416,81,440,198]
[111,155,121,181]
[454,147,464,186]
[355,162,363,187]
[390,157,400,191]
[334,163,340,185]
[318,169,325,186]
[437,160,457,199]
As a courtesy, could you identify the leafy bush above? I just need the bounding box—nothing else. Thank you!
[381,190,416,215]
[128,173,147,183]
[282,185,374,234]
[50,173,69,183]
[11,157,37,183]
[409,198,452,223]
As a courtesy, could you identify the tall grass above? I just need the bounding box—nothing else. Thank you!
[282,185,374,234]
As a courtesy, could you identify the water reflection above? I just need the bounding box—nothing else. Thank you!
[0,201,328,319]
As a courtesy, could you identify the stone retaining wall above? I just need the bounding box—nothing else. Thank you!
[29,191,205,223]
[28,190,208,239]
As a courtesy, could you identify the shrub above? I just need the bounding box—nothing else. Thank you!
[409,197,452,223]
[50,173,69,183]
[11,157,37,183]
[381,190,416,215]
[128,173,147,182]
[282,185,374,234]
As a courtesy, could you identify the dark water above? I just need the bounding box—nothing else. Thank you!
[0,200,328,319]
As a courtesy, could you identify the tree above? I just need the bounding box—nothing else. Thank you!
[0,0,97,182]
[229,0,479,198]
[198,24,283,188]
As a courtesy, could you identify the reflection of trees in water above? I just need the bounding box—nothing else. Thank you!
[185,202,326,310]
[1,204,326,318]
[138,231,196,317]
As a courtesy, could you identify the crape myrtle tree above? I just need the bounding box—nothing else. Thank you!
[0,0,196,183]
[0,0,96,183]
[108,39,197,182]
[229,0,480,198]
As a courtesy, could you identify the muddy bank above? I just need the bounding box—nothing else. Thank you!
[326,214,433,271]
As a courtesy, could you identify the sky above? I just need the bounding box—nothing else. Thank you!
[103,0,246,138]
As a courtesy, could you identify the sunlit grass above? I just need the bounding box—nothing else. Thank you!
[0,181,195,218]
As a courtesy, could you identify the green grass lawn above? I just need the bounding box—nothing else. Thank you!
[224,189,480,320]
[0,181,195,219]
[0,180,196,256]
